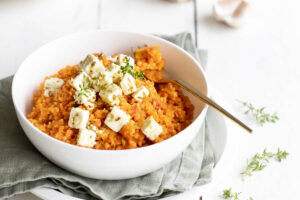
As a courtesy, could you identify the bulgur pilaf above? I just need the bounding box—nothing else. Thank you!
[27,46,194,150]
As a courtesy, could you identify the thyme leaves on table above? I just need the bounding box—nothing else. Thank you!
[222,188,253,200]
[218,101,287,199]
[241,148,289,180]
[222,188,241,200]
[241,101,279,126]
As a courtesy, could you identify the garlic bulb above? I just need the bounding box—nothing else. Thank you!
[166,0,191,2]
[213,0,250,27]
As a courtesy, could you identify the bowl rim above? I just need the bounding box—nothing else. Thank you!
[12,30,209,154]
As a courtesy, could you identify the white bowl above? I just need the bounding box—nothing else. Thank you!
[12,30,208,180]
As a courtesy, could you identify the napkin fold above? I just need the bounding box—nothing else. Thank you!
[0,32,214,200]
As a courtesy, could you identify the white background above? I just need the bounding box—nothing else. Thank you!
[1,0,299,199]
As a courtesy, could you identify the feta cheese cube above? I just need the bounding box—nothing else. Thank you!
[108,63,123,83]
[107,55,118,63]
[104,106,130,132]
[99,84,122,106]
[91,70,113,92]
[43,78,64,97]
[141,116,163,141]
[120,73,136,95]
[74,88,96,110]
[116,54,135,67]
[132,86,149,102]
[69,72,90,91]
[77,128,96,147]
[68,107,89,129]
[79,54,106,78]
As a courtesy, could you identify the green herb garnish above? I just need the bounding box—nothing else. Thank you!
[78,82,90,97]
[241,148,289,180]
[125,56,130,64]
[241,101,279,126]
[133,71,144,79]
[222,189,253,200]
[222,188,241,200]
[120,56,144,79]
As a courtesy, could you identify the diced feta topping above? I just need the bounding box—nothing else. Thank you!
[43,78,64,97]
[79,54,106,78]
[141,116,163,141]
[108,63,123,83]
[99,84,122,106]
[107,56,118,63]
[91,70,113,92]
[68,107,89,129]
[69,72,90,91]
[116,54,135,67]
[120,73,136,95]
[77,128,96,147]
[104,106,130,132]
[132,86,149,102]
[74,88,96,110]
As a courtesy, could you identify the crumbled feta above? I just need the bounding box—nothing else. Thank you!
[116,54,135,67]
[99,84,122,106]
[107,55,118,63]
[91,70,113,92]
[69,72,90,91]
[79,54,106,78]
[77,128,96,147]
[68,107,89,129]
[141,116,163,141]
[120,73,137,95]
[108,63,123,83]
[132,86,149,102]
[74,88,96,110]
[43,78,65,97]
[87,123,104,135]
[104,106,130,132]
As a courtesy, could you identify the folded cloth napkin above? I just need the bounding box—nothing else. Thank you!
[0,32,214,200]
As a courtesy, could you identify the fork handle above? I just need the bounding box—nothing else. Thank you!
[174,80,252,133]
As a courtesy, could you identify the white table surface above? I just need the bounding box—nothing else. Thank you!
[1,0,299,199]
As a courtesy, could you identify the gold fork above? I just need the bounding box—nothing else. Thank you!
[144,70,252,133]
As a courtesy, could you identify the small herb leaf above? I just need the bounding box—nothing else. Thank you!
[222,188,253,200]
[120,56,144,80]
[78,82,90,97]
[222,188,241,200]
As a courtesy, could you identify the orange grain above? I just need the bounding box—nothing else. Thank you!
[27,47,194,150]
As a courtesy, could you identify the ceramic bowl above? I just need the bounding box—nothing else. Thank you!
[12,30,208,180]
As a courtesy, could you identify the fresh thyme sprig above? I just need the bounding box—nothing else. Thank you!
[78,82,90,97]
[222,189,253,200]
[240,101,279,126]
[241,148,289,180]
[120,56,144,79]
[275,148,289,161]
[222,188,241,200]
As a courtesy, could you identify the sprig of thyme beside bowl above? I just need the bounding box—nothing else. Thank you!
[222,188,253,200]
[215,101,286,200]
[240,101,279,126]
[241,148,289,180]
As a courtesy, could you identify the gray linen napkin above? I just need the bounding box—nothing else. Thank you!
[0,32,214,200]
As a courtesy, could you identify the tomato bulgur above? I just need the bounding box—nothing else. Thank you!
[27,46,194,150]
